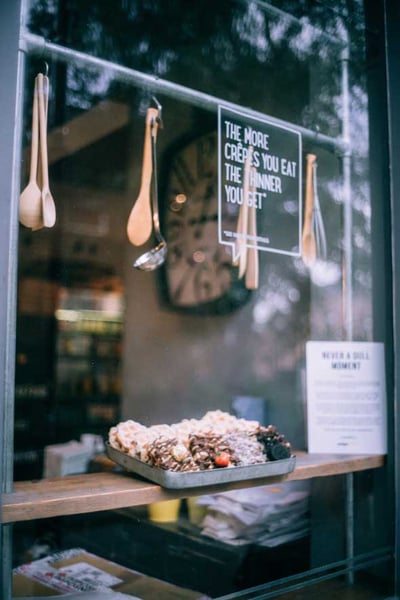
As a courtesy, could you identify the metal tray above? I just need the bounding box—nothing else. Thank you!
[106,443,296,489]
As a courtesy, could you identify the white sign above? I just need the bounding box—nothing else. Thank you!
[306,341,387,454]
[218,105,302,261]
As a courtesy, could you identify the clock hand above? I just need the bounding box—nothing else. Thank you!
[194,181,216,239]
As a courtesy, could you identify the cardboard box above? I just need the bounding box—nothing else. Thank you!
[13,548,209,599]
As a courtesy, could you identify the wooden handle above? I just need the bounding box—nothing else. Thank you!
[237,148,253,278]
[36,74,48,190]
[232,204,242,267]
[38,73,50,190]
[245,166,259,290]
[304,154,316,231]
[127,108,159,246]
[139,108,159,193]
[245,204,259,290]
[28,77,39,183]
[302,153,317,265]
[237,200,248,279]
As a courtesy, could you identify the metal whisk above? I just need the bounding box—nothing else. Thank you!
[312,159,327,261]
[302,153,327,266]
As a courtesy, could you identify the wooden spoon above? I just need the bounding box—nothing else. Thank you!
[232,196,243,267]
[127,107,159,246]
[237,200,249,279]
[19,76,42,229]
[237,148,253,278]
[245,170,259,290]
[31,75,49,232]
[38,73,56,228]
[302,153,317,266]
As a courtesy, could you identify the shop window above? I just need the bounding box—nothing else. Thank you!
[7,1,394,599]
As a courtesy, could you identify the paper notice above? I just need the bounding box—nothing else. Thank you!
[306,341,387,454]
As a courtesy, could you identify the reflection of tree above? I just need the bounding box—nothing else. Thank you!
[29,1,334,118]
[28,0,367,139]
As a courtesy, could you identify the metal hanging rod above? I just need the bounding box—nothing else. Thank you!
[20,32,347,156]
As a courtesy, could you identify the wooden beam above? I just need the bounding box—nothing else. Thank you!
[1,452,385,524]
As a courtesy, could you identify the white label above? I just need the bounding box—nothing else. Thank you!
[306,341,387,454]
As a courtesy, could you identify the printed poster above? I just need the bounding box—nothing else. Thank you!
[306,341,387,454]
[218,105,302,261]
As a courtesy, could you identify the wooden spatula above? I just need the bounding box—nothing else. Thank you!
[245,169,259,290]
[302,153,317,266]
[127,108,159,246]
[237,149,253,278]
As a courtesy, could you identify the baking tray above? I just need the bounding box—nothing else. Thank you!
[106,443,296,489]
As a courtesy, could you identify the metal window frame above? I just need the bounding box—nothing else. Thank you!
[384,0,400,594]
[0,1,23,598]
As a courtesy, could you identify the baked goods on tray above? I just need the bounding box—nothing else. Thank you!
[108,411,292,472]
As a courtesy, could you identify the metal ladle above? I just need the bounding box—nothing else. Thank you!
[312,159,327,260]
[133,110,167,271]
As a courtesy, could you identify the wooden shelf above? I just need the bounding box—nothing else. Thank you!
[2,452,385,524]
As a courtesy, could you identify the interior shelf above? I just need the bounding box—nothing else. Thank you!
[2,452,384,524]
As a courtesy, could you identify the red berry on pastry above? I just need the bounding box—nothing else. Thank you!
[214,452,230,467]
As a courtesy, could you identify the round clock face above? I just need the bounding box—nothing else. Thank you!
[163,131,249,313]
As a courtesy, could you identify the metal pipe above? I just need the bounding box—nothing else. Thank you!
[20,31,347,156]
[1,1,26,597]
[345,472,355,585]
[341,34,353,341]
[338,24,356,587]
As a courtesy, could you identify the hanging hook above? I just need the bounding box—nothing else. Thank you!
[43,61,49,77]
[151,95,163,128]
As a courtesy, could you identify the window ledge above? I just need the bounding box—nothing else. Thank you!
[2,452,385,524]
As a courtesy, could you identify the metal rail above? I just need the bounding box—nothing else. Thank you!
[216,546,393,599]
[20,31,347,157]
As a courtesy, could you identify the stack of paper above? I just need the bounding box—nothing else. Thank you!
[196,482,309,547]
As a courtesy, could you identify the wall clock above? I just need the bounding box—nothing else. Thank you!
[162,131,250,314]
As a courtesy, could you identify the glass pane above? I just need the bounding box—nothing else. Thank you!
[27,0,341,128]
[13,1,394,599]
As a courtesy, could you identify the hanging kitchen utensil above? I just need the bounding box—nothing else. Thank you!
[38,72,56,228]
[32,72,50,231]
[127,107,158,246]
[133,107,167,271]
[19,75,42,229]
[245,168,259,290]
[312,158,327,260]
[31,73,48,231]
[232,203,243,267]
[234,148,253,278]
[302,153,317,266]
[238,191,249,280]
